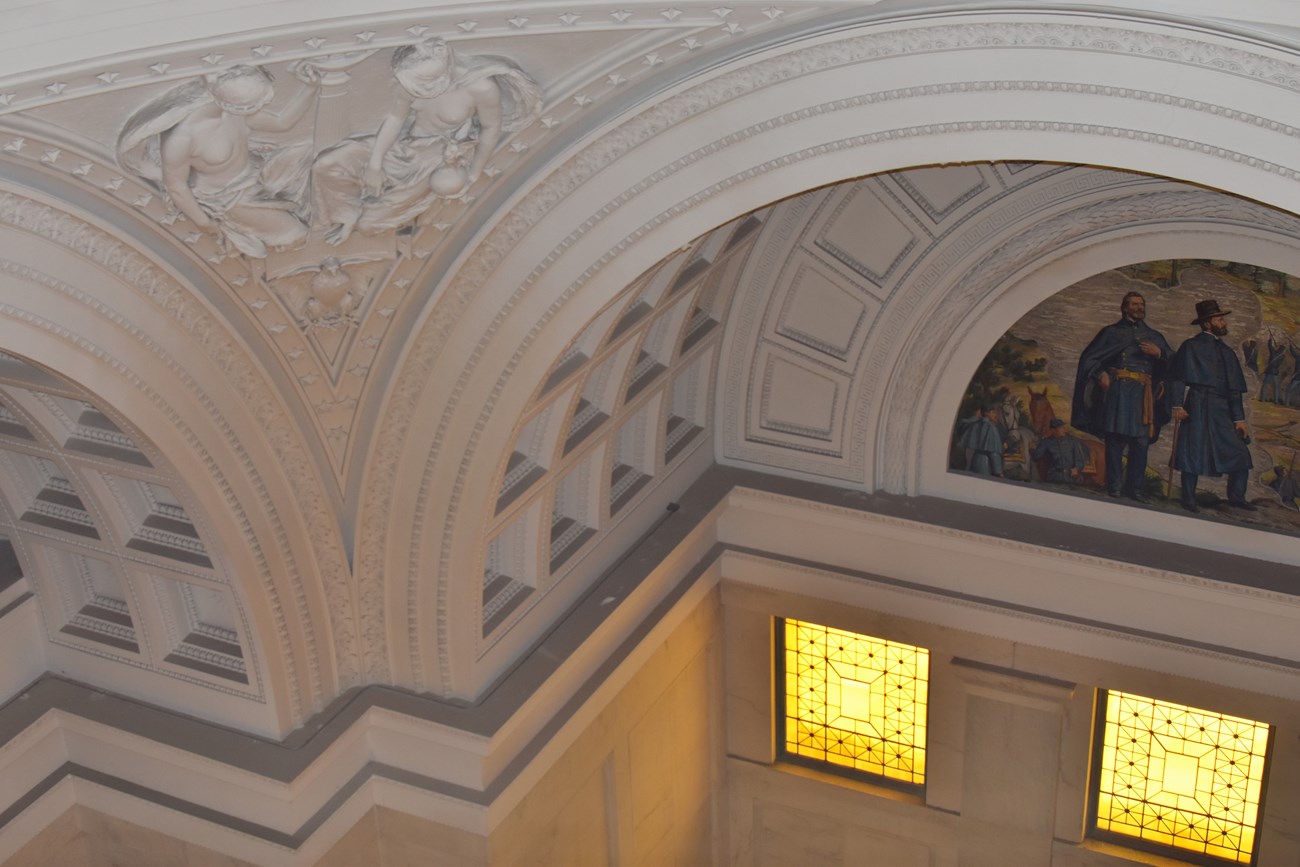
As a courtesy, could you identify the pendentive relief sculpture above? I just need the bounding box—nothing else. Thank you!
[312,38,543,246]
[115,38,543,326]
[117,63,322,260]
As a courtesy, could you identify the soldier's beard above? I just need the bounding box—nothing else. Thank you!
[1210,322,1229,336]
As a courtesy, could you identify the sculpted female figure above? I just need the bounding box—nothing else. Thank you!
[118,65,321,258]
[312,38,542,245]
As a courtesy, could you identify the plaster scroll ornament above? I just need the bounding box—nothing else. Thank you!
[116,64,324,259]
[311,37,543,246]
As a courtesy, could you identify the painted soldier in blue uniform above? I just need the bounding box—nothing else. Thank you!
[1285,341,1300,407]
[1032,418,1088,483]
[1071,292,1174,502]
[956,404,1004,476]
[1259,332,1286,403]
[1240,337,1259,373]
[1170,299,1255,513]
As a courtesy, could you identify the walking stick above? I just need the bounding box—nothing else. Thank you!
[1165,418,1181,500]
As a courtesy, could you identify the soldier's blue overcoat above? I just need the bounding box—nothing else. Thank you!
[1071,318,1173,441]
[1170,331,1252,476]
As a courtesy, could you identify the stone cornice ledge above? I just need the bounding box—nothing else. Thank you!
[1,467,1296,862]
[0,470,735,864]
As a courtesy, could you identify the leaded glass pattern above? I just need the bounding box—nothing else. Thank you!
[1094,690,1272,864]
[781,619,928,786]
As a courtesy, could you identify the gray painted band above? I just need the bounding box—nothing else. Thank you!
[0,590,31,620]
[0,467,1293,848]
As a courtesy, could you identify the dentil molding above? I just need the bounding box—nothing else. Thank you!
[359,13,1300,697]
[0,192,355,721]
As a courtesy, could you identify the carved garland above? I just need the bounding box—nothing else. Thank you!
[354,17,1300,694]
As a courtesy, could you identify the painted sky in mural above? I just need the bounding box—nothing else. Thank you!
[951,260,1300,535]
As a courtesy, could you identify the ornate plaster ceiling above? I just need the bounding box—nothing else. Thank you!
[3,0,1300,860]
[2,0,1300,781]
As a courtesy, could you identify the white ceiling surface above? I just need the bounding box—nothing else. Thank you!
[1,0,1300,741]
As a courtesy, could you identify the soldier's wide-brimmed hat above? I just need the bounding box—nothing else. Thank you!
[1191,298,1231,324]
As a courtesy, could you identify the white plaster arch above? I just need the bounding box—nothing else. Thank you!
[359,10,1300,698]
[910,211,1300,567]
[0,192,349,734]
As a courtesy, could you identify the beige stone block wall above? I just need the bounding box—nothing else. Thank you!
[2,591,722,867]
[4,807,88,867]
[313,807,382,867]
[314,807,489,867]
[727,759,957,867]
[5,806,257,867]
[489,589,721,867]
[722,580,1300,867]
[316,582,722,867]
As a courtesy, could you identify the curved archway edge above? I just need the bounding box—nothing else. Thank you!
[361,11,1300,696]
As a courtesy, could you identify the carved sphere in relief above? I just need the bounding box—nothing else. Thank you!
[430,166,468,197]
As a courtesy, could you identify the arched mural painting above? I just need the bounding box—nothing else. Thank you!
[952,260,1300,533]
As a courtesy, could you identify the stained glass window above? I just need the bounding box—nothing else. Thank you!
[779,618,928,786]
[1092,690,1272,865]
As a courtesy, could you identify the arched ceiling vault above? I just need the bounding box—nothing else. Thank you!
[0,207,332,734]
[369,12,1300,698]
[2,1,1300,719]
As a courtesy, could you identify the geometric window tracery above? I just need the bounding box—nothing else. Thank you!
[1092,690,1272,865]
[780,618,928,787]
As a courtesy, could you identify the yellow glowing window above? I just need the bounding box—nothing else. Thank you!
[1092,690,1273,865]
[780,618,928,786]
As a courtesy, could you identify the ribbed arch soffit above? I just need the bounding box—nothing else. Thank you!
[0,192,347,734]
[360,9,1300,699]
[0,349,269,719]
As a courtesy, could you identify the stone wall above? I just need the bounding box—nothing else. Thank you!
[723,579,1300,867]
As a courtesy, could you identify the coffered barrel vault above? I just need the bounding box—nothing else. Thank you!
[1,2,1300,864]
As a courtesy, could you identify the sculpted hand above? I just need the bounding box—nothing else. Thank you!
[292,62,323,87]
[1235,420,1249,437]
[1098,371,1110,390]
[1172,407,1189,421]
[362,165,385,197]
[1138,340,1161,357]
